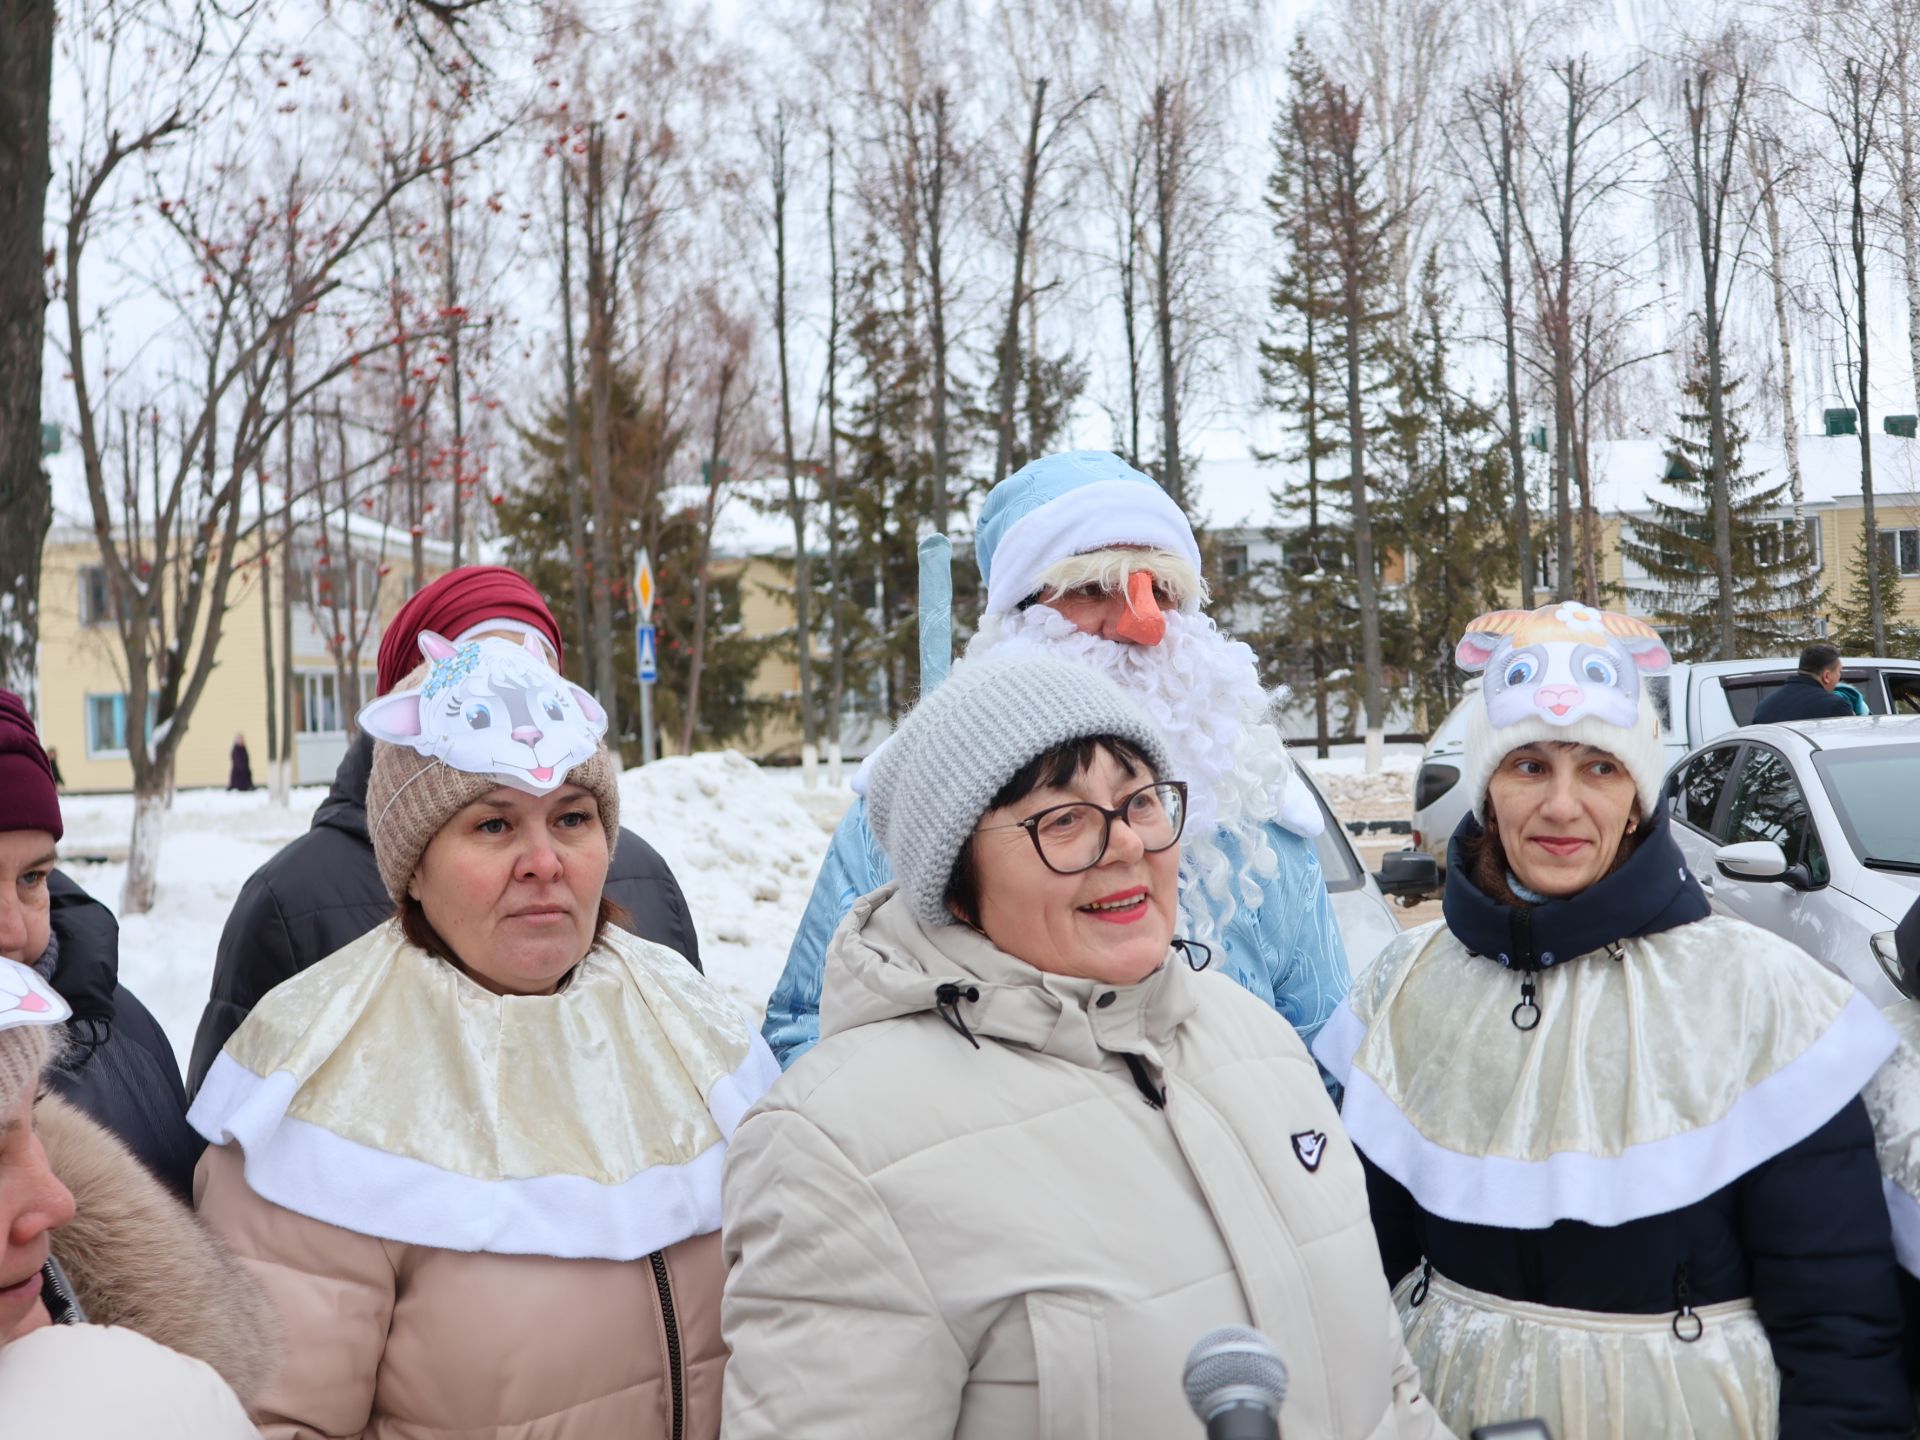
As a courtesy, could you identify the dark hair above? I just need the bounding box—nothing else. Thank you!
[398,893,630,972]
[1799,641,1842,676]
[1470,796,1646,908]
[942,734,1157,927]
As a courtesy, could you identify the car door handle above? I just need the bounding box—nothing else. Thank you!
[1697,872,1715,893]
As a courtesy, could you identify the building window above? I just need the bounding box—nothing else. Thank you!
[297,671,376,734]
[78,566,116,626]
[1220,544,1250,582]
[1881,528,1920,577]
[84,693,155,758]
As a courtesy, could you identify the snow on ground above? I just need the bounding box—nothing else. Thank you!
[58,787,329,1075]
[52,758,854,1074]
[616,753,849,1020]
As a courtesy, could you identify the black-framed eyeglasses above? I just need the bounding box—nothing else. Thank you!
[975,781,1188,875]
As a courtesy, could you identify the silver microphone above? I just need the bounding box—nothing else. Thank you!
[1182,1325,1289,1439]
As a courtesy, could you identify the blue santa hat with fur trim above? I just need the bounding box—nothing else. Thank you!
[975,451,1203,617]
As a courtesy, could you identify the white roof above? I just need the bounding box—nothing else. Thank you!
[1186,433,1920,534]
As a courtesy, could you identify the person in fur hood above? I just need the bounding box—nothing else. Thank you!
[0,956,277,1436]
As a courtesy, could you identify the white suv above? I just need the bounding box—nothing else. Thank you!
[1408,656,1920,881]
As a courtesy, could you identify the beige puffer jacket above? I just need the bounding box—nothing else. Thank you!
[196,1143,725,1440]
[721,886,1452,1440]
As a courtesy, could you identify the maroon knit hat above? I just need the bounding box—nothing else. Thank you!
[0,690,62,840]
[376,566,565,696]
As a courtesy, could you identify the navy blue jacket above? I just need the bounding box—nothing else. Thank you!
[1752,671,1856,724]
[1363,814,1910,1438]
[43,871,202,1198]
[187,734,704,1096]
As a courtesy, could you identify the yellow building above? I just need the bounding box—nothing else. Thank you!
[37,518,451,794]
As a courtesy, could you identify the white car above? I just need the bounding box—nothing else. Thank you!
[1290,765,1427,973]
[1411,656,1920,882]
[1663,715,1920,1005]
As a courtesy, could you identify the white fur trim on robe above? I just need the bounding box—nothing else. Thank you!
[1314,916,1895,1229]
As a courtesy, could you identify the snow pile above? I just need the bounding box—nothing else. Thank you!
[616,752,845,1019]
[1299,749,1418,824]
[59,788,328,1073]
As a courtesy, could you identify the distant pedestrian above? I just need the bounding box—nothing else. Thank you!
[1318,603,1908,1438]
[44,747,63,790]
[191,637,775,1439]
[226,733,253,792]
[1752,642,1857,723]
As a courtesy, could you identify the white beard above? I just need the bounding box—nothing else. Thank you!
[967,605,1311,943]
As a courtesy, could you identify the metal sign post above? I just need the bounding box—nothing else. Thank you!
[634,548,657,764]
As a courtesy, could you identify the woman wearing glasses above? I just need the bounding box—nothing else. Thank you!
[719,658,1448,1440]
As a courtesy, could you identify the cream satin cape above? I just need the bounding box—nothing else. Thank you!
[1312,915,1895,1228]
[1864,1000,1920,1277]
[188,923,779,1260]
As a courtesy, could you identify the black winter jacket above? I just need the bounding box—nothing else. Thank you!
[42,872,203,1199]
[1752,670,1856,723]
[1363,813,1911,1438]
[186,733,704,1095]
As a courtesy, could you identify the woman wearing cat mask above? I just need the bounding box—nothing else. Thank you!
[190,634,778,1438]
[1315,602,1909,1438]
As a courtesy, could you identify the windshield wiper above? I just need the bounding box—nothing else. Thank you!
[1862,857,1920,873]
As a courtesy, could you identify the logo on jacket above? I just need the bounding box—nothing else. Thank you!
[1291,1130,1327,1172]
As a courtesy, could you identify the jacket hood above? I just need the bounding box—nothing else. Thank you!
[1442,806,1709,970]
[313,731,374,841]
[45,871,120,1028]
[819,885,1199,1067]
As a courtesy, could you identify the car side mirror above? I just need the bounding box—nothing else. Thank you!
[1376,849,1440,900]
[1714,840,1789,883]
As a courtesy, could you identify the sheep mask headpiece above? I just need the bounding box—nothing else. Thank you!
[1455,601,1673,822]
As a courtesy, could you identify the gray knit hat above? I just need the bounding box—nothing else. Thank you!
[366,743,621,904]
[868,657,1173,928]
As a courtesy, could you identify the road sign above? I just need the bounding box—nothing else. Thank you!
[634,548,656,625]
[636,624,658,684]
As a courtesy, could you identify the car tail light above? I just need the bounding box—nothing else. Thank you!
[1412,829,1423,849]
[1414,763,1460,812]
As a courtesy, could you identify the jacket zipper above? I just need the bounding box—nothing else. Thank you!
[649,1250,685,1440]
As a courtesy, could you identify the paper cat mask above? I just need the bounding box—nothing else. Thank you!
[0,958,70,1034]
[358,633,608,795]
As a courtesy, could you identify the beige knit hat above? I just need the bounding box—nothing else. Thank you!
[0,1026,53,1120]
[366,742,621,904]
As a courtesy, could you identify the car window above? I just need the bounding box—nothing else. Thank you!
[1674,745,1739,835]
[1887,672,1920,716]
[1813,744,1920,870]
[1297,773,1363,893]
[1725,746,1829,884]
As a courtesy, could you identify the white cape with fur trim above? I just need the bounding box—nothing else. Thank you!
[1313,916,1894,1228]
[188,923,778,1260]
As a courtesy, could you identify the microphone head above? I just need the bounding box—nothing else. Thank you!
[1182,1325,1289,1422]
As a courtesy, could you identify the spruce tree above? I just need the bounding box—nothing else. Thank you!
[496,373,776,749]
[1832,530,1920,655]
[1618,345,1822,660]
[1379,253,1518,727]
[1254,41,1367,751]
